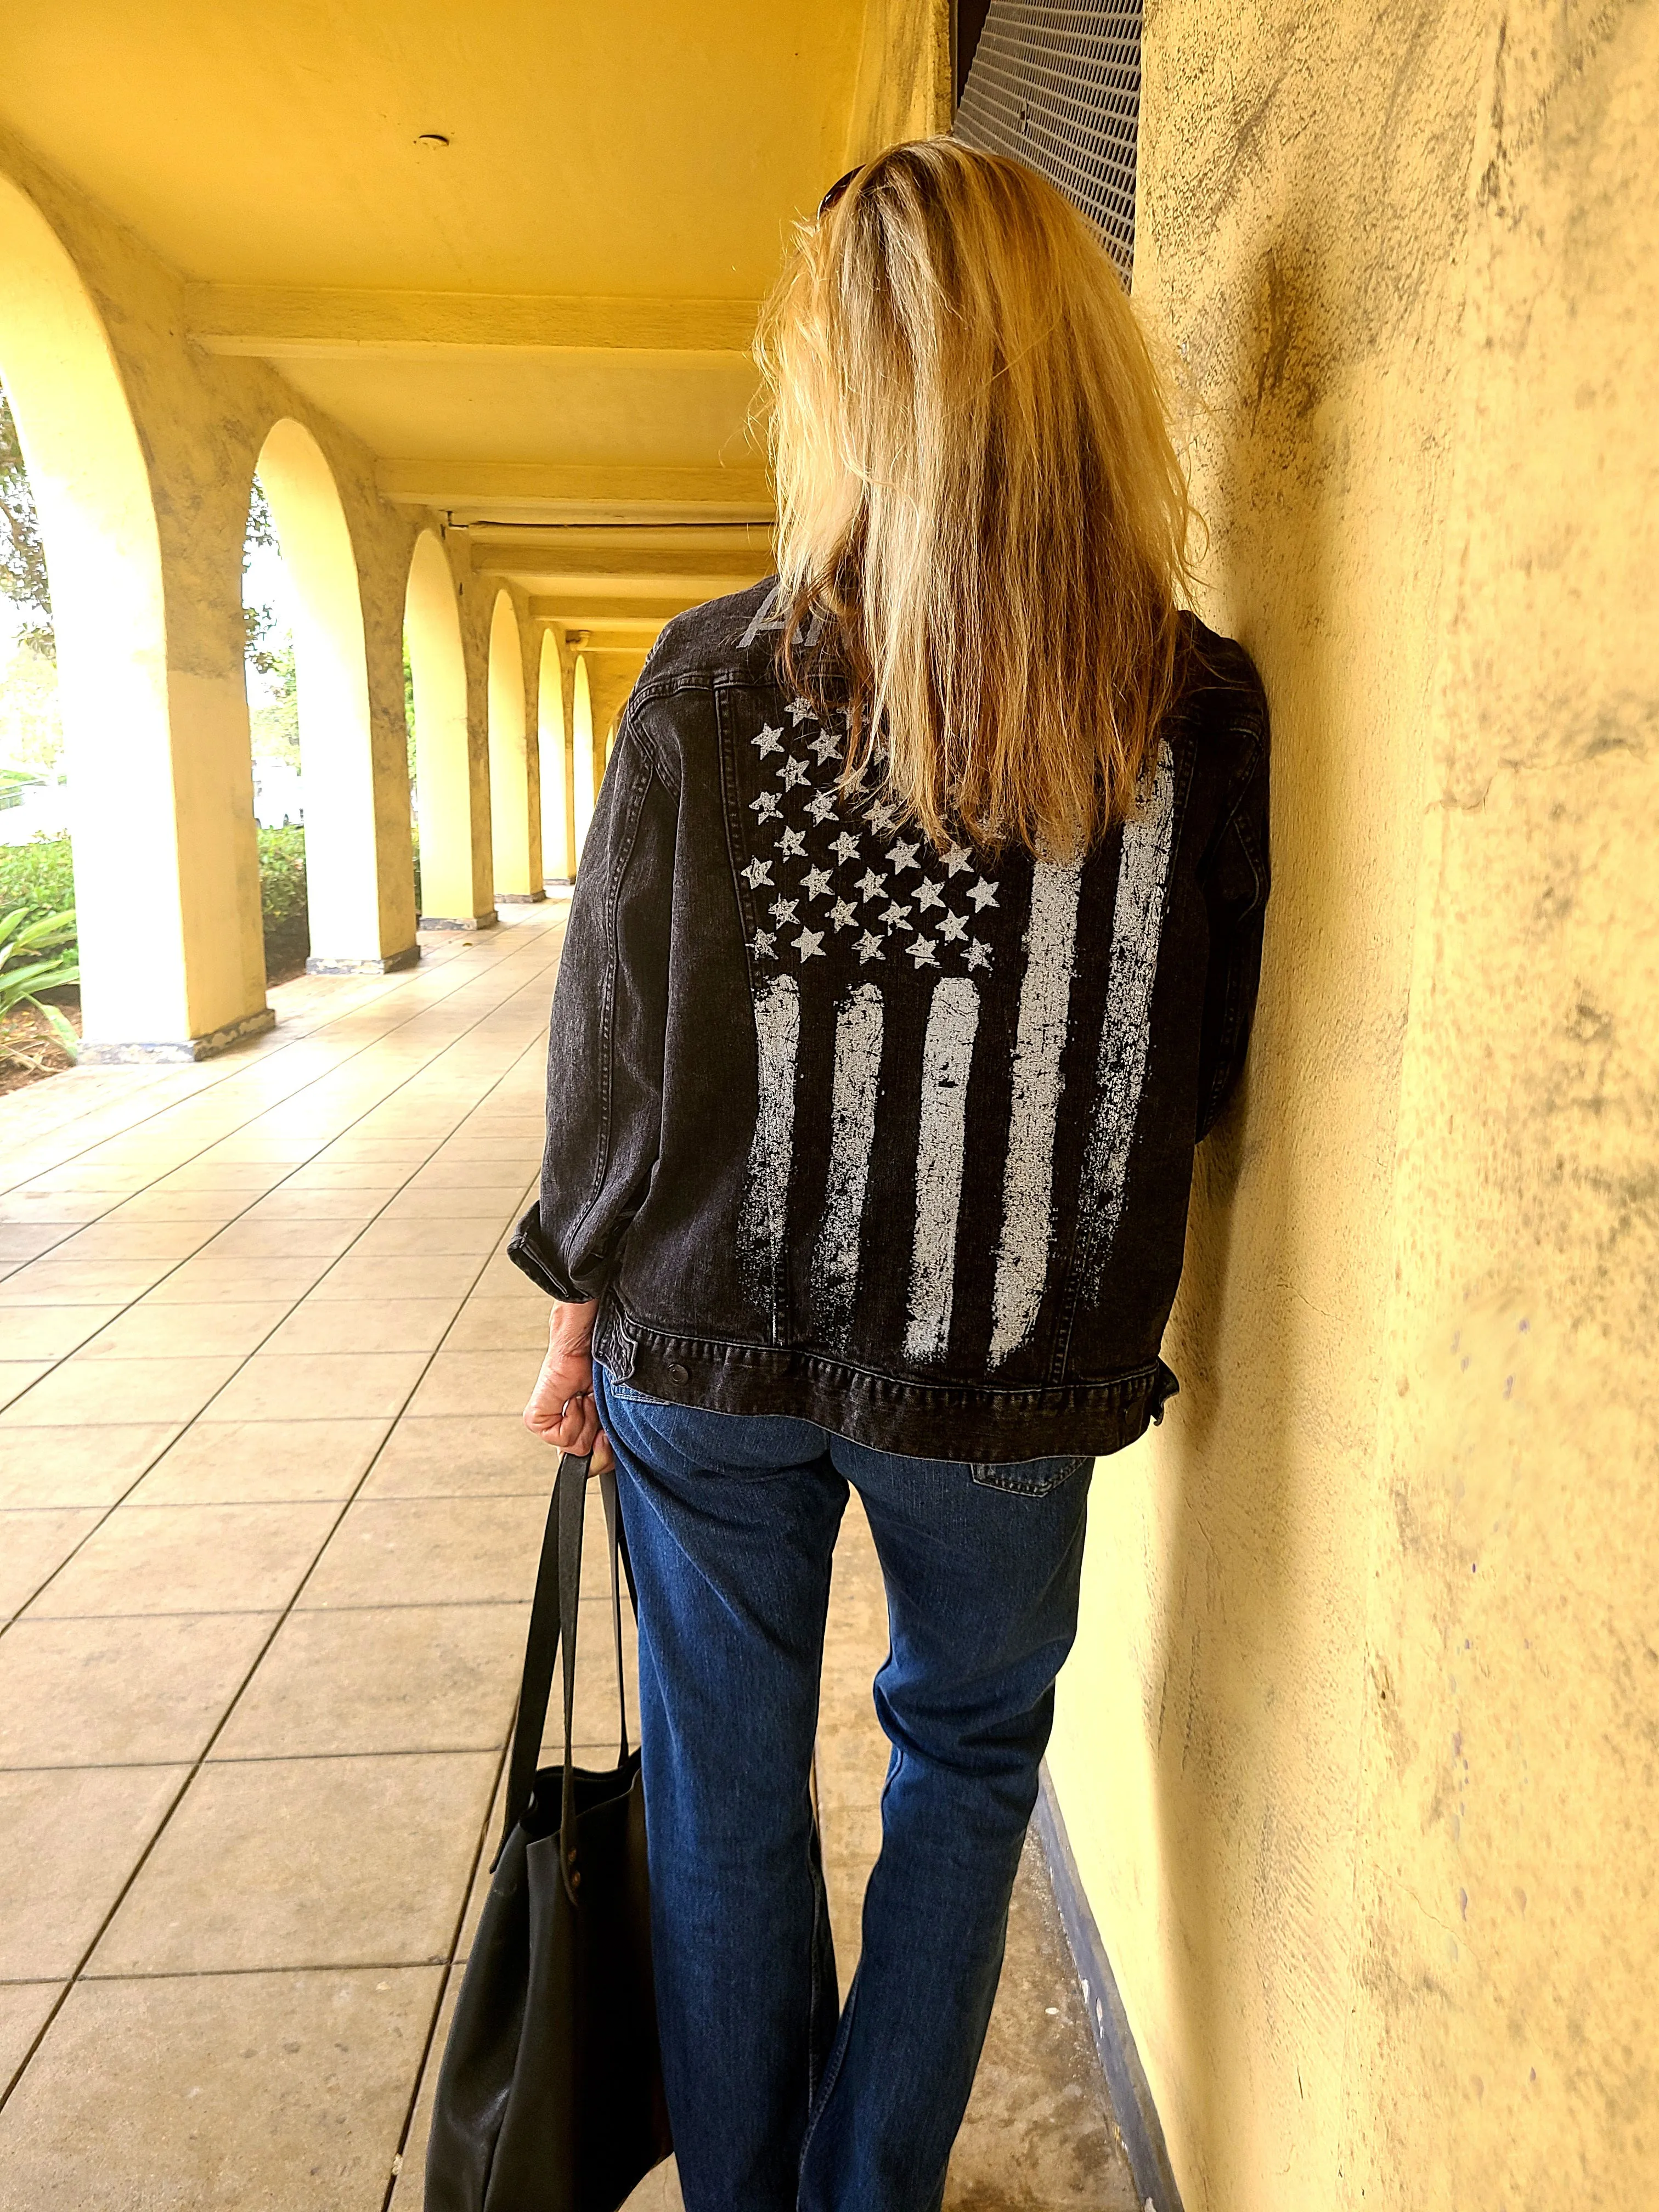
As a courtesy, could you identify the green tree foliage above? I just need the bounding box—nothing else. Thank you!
[242,478,289,681]
[0,390,54,662]
[251,640,300,768]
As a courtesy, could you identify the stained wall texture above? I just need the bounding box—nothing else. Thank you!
[1045,1,1659,2207]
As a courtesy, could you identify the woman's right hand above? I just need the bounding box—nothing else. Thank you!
[522,1299,616,1475]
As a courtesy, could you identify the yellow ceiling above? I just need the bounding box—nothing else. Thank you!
[2,2,864,295]
[270,349,761,469]
[0,0,945,612]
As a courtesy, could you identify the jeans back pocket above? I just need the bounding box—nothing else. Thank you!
[969,1454,1092,1498]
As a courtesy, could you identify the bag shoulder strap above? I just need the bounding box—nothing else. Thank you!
[498,1451,634,1883]
[498,1449,586,1859]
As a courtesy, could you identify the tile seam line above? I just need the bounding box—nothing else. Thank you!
[0,1021,560,2112]
[379,1726,516,2212]
[0,939,494,1164]
[0,1123,545,1463]
[0,952,516,1197]
[0,911,563,1203]
[0,1745,523,1773]
[59,1486,558,1505]
[2,1598,546,1626]
[0,961,551,1218]
[65,1973,458,1990]
[0,956,559,1428]
[0,922,554,1188]
[0,1060,546,1637]
[0,987,551,1261]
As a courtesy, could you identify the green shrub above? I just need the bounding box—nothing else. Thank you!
[0,834,75,921]
[257,822,309,969]
[0,906,78,1022]
[0,825,424,979]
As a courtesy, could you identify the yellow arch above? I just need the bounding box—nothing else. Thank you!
[255,417,412,968]
[488,590,541,900]
[538,629,575,884]
[0,168,265,1048]
[405,527,492,927]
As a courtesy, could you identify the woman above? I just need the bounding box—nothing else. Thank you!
[513,140,1269,2212]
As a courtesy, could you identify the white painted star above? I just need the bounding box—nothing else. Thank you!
[967,877,999,910]
[943,842,973,876]
[741,857,774,890]
[770,896,798,924]
[856,930,884,963]
[781,756,811,790]
[753,725,784,757]
[914,879,944,912]
[830,898,859,930]
[780,827,806,859]
[803,866,833,901]
[751,791,781,821]
[807,790,838,824]
[908,936,939,967]
[879,901,912,932]
[938,909,968,943]
[753,929,776,957]
[888,838,921,875]
[831,832,861,866]
[809,732,842,764]
[855,869,886,903]
[966,939,992,971]
[793,927,825,962]
[867,800,898,834]
[787,697,816,725]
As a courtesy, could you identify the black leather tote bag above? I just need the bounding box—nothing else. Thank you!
[425,1451,673,2211]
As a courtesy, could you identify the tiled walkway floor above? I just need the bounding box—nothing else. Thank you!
[0,904,1134,2210]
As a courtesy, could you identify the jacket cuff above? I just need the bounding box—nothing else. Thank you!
[505,1202,592,1303]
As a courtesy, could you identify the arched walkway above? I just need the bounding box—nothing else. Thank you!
[0,170,266,1053]
[537,628,575,885]
[405,527,493,929]
[487,591,541,902]
[253,419,415,971]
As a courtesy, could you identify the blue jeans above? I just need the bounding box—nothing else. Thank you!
[591,1367,1093,2212]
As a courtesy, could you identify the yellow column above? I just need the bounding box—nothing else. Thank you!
[537,627,577,884]
[0,168,268,1059]
[257,417,415,973]
[487,591,541,902]
[406,528,494,929]
[571,652,597,858]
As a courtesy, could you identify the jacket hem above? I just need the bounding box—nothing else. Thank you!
[592,1300,1179,1462]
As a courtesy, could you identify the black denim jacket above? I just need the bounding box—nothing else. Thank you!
[510,580,1269,1460]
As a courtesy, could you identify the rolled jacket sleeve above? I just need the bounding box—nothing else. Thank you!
[509,712,676,1301]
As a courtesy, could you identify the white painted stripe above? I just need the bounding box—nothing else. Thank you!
[738,972,801,1332]
[904,977,981,1362]
[1079,740,1178,1286]
[990,861,1085,1363]
[811,983,884,1343]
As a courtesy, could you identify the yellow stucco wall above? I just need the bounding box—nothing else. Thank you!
[1046,2,1659,2206]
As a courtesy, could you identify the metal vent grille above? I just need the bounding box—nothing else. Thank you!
[952,1,1143,285]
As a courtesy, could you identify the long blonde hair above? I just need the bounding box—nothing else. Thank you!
[754,139,1193,861]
